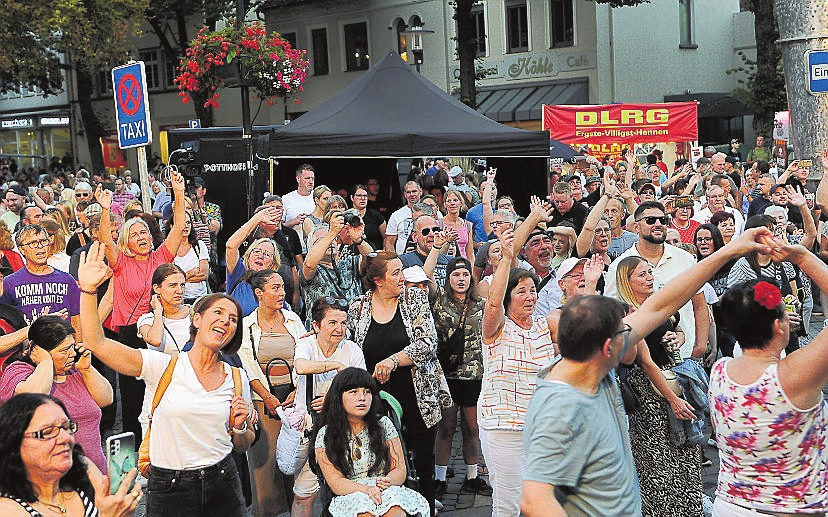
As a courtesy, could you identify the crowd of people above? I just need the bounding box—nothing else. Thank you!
[0,148,825,517]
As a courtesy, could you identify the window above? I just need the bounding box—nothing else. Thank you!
[311,28,329,75]
[394,18,408,56]
[679,0,697,48]
[550,0,574,48]
[472,5,487,56]
[344,22,369,71]
[283,32,298,49]
[140,50,160,90]
[165,51,179,88]
[506,2,528,53]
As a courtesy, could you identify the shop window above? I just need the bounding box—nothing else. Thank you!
[506,2,528,53]
[472,4,487,56]
[679,0,697,48]
[550,0,574,48]
[311,28,329,75]
[395,18,408,57]
[344,22,369,71]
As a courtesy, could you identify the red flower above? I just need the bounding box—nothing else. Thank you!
[754,282,782,310]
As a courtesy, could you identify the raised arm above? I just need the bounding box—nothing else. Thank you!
[626,227,774,344]
[482,231,514,343]
[576,178,612,257]
[225,207,279,276]
[515,196,552,253]
[303,213,343,280]
[78,242,143,377]
[95,184,120,266]
[161,170,186,256]
[482,168,496,235]
[787,186,817,250]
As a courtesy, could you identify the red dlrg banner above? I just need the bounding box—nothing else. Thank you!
[543,102,698,144]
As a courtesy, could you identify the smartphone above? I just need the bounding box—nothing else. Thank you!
[799,159,813,167]
[674,196,694,208]
[106,432,137,495]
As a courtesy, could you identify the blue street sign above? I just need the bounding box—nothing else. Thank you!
[112,62,152,148]
[189,119,202,129]
[806,50,828,95]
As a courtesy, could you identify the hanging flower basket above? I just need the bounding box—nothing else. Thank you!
[174,22,310,108]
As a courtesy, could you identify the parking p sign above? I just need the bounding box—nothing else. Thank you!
[806,50,828,95]
[112,62,152,148]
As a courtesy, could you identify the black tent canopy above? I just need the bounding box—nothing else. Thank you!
[269,51,552,157]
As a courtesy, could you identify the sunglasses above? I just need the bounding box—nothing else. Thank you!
[322,296,349,310]
[635,216,668,225]
[420,226,442,236]
[75,192,91,198]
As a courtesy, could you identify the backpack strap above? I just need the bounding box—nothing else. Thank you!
[228,366,242,434]
[149,356,179,422]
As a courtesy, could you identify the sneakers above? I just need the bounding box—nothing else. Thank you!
[707,437,718,448]
[435,480,448,499]
[461,476,493,496]
[701,451,713,467]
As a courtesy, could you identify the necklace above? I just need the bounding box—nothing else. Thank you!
[38,492,67,514]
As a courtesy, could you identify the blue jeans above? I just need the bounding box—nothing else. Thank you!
[146,454,245,517]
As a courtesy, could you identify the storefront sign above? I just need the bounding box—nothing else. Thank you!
[449,50,596,82]
[1,118,34,129]
[543,102,698,144]
[39,116,70,126]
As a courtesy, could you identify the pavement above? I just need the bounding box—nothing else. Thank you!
[133,314,826,517]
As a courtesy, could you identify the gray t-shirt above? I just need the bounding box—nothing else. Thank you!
[523,359,642,517]
[609,230,638,259]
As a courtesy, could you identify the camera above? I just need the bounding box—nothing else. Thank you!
[674,196,694,208]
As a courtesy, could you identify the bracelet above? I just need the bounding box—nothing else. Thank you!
[232,421,248,434]
[79,288,97,296]
[389,354,400,371]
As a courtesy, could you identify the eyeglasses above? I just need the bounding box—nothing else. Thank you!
[322,296,348,310]
[250,248,275,259]
[352,194,368,198]
[21,238,51,249]
[695,237,714,243]
[635,216,668,226]
[594,228,611,234]
[612,324,632,355]
[26,420,78,440]
[491,221,513,228]
[420,226,442,236]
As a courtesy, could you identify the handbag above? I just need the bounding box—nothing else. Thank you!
[138,357,241,477]
[437,297,468,372]
[275,374,315,475]
[249,326,296,403]
[616,365,641,413]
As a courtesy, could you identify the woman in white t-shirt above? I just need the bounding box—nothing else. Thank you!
[167,211,209,303]
[136,263,192,433]
[78,242,255,517]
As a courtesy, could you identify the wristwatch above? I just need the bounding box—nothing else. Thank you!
[232,421,248,434]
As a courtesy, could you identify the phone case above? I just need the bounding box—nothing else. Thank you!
[106,432,137,494]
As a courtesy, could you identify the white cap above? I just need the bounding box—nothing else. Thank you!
[448,166,463,178]
[402,265,429,283]
[555,257,586,279]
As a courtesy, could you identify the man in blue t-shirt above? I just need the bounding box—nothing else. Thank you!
[465,176,497,250]
[0,225,80,332]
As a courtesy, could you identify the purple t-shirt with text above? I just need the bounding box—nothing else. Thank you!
[0,268,80,324]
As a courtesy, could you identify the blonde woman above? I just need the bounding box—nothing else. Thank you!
[226,208,283,317]
[440,189,474,260]
[41,219,70,273]
[302,185,332,243]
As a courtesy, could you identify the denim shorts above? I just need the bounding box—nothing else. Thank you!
[146,454,245,517]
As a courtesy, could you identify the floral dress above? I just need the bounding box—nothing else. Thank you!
[316,417,430,517]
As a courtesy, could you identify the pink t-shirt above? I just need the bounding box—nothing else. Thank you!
[0,362,106,473]
[111,246,174,327]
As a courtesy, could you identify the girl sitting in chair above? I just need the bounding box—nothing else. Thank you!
[313,367,429,517]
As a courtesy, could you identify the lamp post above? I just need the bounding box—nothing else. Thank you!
[402,25,435,73]
[236,0,255,218]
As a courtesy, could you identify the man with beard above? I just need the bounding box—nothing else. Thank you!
[747,173,775,219]
[549,181,588,234]
[1,185,27,230]
[401,215,450,286]
[693,185,745,232]
[604,201,709,360]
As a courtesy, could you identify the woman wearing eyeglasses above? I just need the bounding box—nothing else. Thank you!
[236,269,306,517]
[225,207,282,318]
[95,169,186,445]
[613,255,702,516]
[349,251,450,516]
[0,316,113,474]
[0,393,143,517]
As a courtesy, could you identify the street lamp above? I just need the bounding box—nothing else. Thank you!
[402,25,435,73]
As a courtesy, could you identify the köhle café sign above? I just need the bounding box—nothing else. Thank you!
[543,102,698,144]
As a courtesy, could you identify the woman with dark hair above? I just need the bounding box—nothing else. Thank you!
[166,211,208,303]
[0,315,112,473]
[0,393,143,516]
[727,215,801,355]
[614,256,702,516]
[237,269,306,517]
[313,367,430,517]
[710,241,828,515]
[348,250,449,515]
[424,236,490,498]
[351,184,386,251]
[287,296,366,516]
[709,210,736,244]
[78,242,256,517]
[694,223,737,359]
[479,230,556,516]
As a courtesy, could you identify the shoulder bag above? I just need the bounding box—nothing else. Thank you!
[437,296,468,373]
[275,373,315,475]
[138,357,242,477]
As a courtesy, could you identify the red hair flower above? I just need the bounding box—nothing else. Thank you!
[754,282,782,310]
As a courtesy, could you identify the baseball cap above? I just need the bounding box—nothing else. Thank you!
[402,265,429,283]
[448,166,463,178]
[637,182,656,194]
[84,203,103,217]
[7,185,27,197]
[769,184,787,195]
[556,257,586,279]
[585,175,601,185]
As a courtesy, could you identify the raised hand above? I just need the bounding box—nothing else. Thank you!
[78,242,114,291]
[786,185,806,207]
[170,169,185,193]
[256,206,281,227]
[95,184,112,210]
[529,195,553,221]
[499,228,515,260]
[328,212,345,235]
[583,255,604,285]
[433,230,447,250]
